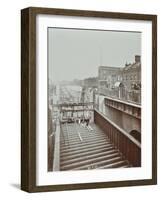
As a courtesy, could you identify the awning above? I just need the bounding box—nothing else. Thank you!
[114,81,122,87]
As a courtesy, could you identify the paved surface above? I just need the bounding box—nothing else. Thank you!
[60,123,131,170]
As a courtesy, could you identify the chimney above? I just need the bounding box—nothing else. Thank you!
[135,55,141,63]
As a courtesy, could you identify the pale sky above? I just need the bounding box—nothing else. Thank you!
[48,28,141,83]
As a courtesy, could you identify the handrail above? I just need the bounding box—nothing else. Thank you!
[53,120,60,171]
[105,96,141,108]
[95,109,141,148]
[97,87,141,106]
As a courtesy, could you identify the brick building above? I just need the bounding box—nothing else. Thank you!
[98,55,141,103]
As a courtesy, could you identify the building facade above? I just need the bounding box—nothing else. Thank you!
[98,55,141,103]
[98,66,121,89]
[83,77,98,88]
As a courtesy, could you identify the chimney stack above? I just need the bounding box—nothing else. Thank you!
[135,55,141,63]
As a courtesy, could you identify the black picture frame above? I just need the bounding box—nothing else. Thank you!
[21,7,157,192]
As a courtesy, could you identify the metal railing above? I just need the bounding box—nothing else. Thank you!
[53,121,60,171]
[94,109,141,167]
[99,88,141,104]
[48,133,55,171]
[48,109,55,171]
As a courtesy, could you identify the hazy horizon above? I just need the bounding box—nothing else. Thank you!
[48,28,141,83]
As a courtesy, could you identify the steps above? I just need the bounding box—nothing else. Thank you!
[60,123,131,170]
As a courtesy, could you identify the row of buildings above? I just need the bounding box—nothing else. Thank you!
[49,55,141,104]
[84,55,141,104]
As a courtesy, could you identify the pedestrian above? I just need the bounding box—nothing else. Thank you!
[86,118,89,127]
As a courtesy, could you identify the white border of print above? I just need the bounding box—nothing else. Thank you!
[36,14,152,186]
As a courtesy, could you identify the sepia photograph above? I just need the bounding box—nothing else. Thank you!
[47,28,141,172]
[21,7,157,192]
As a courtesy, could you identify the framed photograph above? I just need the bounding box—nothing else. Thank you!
[21,7,157,192]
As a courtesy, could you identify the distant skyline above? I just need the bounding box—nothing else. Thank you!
[48,28,141,83]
